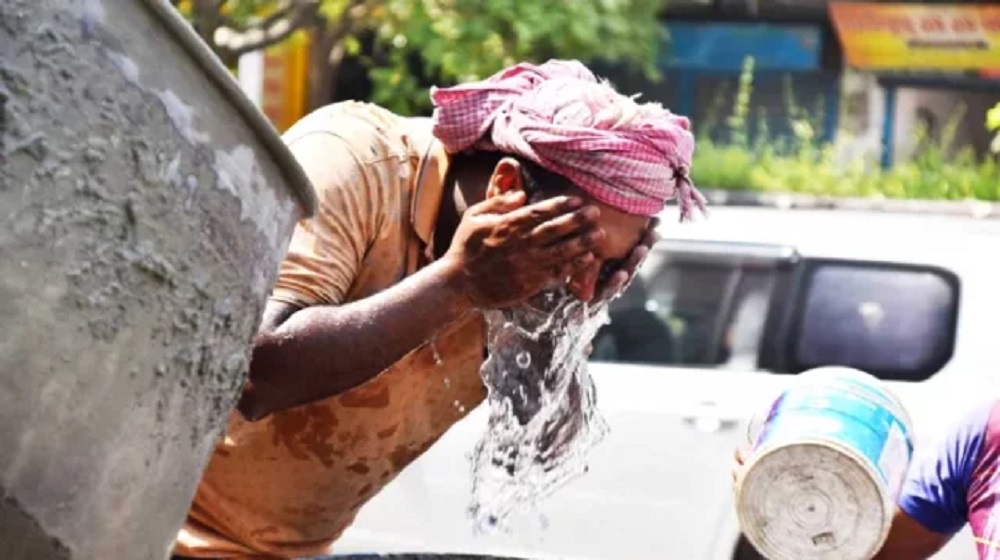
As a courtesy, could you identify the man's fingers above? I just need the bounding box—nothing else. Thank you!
[543,252,596,283]
[503,196,585,230]
[557,252,597,280]
[643,217,661,246]
[732,446,748,484]
[623,244,650,276]
[540,229,605,265]
[529,205,601,246]
[596,269,629,302]
[472,190,527,215]
[593,243,649,302]
[589,218,658,303]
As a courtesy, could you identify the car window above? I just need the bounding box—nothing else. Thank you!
[790,263,959,381]
[718,269,776,370]
[592,255,778,368]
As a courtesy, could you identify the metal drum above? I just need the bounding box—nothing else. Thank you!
[0,0,315,558]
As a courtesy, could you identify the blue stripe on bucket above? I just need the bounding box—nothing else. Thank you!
[755,383,912,488]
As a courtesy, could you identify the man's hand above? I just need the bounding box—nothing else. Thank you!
[732,443,749,486]
[594,217,660,303]
[442,191,604,309]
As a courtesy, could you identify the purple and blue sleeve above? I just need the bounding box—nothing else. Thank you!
[897,400,995,534]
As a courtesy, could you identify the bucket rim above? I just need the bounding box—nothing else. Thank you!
[137,0,318,218]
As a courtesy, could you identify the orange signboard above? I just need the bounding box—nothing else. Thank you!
[829,3,1000,70]
[261,33,310,132]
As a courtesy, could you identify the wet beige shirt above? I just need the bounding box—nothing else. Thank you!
[174,102,486,559]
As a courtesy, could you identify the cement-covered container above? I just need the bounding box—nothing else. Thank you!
[0,0,316,558]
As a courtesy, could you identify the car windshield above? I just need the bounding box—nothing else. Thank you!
[591,247,780,370]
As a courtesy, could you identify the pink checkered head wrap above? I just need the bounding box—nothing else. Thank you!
[430,59,705,219]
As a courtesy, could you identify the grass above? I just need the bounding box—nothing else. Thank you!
[693,140,1000,201]
[690,58,1000,201]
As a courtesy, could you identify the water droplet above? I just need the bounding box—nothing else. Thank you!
[430,339,443,366]
[444,377,451,388]
[515,352,531,369]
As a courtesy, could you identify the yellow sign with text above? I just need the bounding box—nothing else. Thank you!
[829,2,1000,70]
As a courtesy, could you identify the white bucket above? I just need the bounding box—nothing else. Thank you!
[736,367,914,560]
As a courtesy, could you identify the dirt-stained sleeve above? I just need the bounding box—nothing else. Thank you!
[269,128,383,307]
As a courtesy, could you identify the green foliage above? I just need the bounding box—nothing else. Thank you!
[988,101,1000,154]
[225,0,274,24]
[358,0,664,114]
[692,56,1000,201]
[179,0,663,114]
[694,140,1000,201]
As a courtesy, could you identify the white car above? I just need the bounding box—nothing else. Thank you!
[333,206,998,560]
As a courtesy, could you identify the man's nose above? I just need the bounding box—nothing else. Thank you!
[567,262,600,303]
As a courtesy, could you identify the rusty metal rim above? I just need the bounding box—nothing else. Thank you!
[137,0,318,217]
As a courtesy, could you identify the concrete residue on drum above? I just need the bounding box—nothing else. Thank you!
[215,144,289,252]
[0,0,305,557]
[0,494,71,560]
[102,22,291,256]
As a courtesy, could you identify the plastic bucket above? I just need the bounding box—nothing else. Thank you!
[736,367,914,560]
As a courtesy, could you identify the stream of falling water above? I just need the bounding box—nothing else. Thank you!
[469,288,612,533]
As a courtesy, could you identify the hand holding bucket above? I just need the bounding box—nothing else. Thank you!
[734,367,914,560]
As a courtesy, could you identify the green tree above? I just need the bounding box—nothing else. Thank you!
[988,101,1000,154]
[171,0,322,67]
[172,0,663,115]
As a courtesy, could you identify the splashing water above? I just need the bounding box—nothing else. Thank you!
[469,288,612,533]
[515,352,531,369]
[431,339,444,366]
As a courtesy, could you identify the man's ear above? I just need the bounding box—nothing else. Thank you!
[485,157,525,200]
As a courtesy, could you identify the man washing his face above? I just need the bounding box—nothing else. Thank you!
[172,59,702,560]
